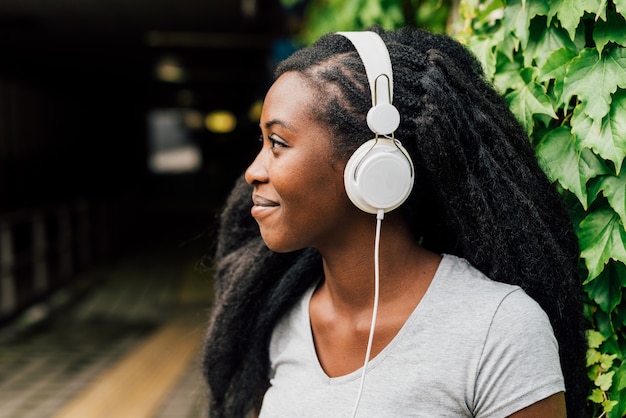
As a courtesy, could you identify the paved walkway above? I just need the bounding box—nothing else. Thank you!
[0,239,213,418]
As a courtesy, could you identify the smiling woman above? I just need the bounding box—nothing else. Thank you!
[202,27,588,418]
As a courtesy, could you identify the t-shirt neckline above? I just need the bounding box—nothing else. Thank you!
[303,253,451,385]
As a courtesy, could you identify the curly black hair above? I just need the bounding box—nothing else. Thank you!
[202,26,588,417]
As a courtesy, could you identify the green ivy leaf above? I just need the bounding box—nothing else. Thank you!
[588,347,603,365]
[600,353,619,369]
[495,29,521,63]
[579,208,626,280]
[589,363,602,381]
[596,370,615,391]
[493,55,525,93]
[594,10,626,54]
[585,262,625,312]
[589,170,626,227]
[525,22,577,68]
[596,309,617,340]
[571,91,626,174]
[502,0,550,50]
[587,329,607,349]
[538,47,579,103]
[562,47,626,125]
[548,0,604,39]
[617,361,626,391]
[604,399,618,414]
[536,126,610,208]
[573,14,590,50]
[539,47,578,82]
[505,70,557,132]
[607,88,626,170]
[589,387,605,403]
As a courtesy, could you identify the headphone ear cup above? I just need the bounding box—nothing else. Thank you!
[344,138,414,214]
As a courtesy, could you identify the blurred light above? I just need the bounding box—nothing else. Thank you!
[241,0,257,18]
[205,111,237,133]
[155,56,186,83]
[149,146,202,174]
[183,110,204,130]
[148,109,203,174]
[248,99,263,122]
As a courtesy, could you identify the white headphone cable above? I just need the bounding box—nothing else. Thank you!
[350,208,384,418]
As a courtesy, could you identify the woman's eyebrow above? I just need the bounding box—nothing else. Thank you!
[264,119,293,130]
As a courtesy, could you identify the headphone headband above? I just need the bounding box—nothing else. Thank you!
[337,31,394,108]
[337,31,400,136]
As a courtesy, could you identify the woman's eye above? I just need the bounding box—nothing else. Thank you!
[268,135,287,149]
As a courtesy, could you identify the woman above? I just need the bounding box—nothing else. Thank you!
[203,27,588,417]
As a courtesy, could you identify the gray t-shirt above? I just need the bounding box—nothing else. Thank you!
[259,254,564,417]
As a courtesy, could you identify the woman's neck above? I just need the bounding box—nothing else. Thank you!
[315,213,440,315]
[309,214,441,377]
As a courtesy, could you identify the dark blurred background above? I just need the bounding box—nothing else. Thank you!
[0,2,301,416]
[0,0,303,323]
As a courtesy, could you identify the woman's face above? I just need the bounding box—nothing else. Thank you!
[245,72,358,252]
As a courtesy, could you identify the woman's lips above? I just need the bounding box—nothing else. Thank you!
[251,195,279,218]
[252,195,279,207]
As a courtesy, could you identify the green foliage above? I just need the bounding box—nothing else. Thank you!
[458,0,626,415]
[280,0,451,45]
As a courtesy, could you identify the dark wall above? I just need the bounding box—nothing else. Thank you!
[0,0,297,322]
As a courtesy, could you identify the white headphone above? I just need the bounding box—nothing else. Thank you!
[338,31,415,215]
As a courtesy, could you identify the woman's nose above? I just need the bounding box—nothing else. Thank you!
[245,150,269,185]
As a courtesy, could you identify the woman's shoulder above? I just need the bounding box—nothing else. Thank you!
[431,254,548,323]
[437,254,521,293]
